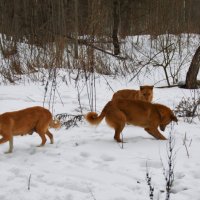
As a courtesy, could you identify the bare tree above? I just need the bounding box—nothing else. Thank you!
[185,46,200,89]
[112,0,120,55]
[74,0,79,58]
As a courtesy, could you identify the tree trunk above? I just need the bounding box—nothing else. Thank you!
[112,0,120,55]
[185,46,200,89]
[74,0,79,59]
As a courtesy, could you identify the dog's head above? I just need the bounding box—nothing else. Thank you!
[140,85,154,102]
[160,113,178,131]
[155,104,178,131]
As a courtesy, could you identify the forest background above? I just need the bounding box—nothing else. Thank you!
[0,0,200,89]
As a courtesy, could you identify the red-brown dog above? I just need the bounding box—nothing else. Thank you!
[85,99,177,142]
[112,85,154,102]
[0,106,60,153]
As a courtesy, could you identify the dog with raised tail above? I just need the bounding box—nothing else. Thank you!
[0,106,61,153]
[85,99,177,142]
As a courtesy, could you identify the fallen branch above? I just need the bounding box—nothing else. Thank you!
[155,84,179,88]
[56,113,84,129]
[66,36,126,60]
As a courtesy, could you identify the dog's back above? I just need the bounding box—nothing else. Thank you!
[107,99,160,127]
[85,99,177,142]
[0,106,52,136]
[112,89,138,100]
[112,85,153,102]
[0,106,58,153]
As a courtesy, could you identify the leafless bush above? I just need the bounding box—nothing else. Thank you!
[55,113,84,129]
[146,165,154,200]
[174,91,200,123]
[0,38,17,59]
[150,35,191,86]
[162,125,176,200]
[146,125,177,200]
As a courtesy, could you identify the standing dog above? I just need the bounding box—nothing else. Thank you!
[112,85,154,102]
[85,99,177,142]
[0,106,60,153]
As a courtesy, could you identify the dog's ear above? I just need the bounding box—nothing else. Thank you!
[140,86,144,90]
[171,114,178,122]
[150,85,154,89]
[140,85,154,90]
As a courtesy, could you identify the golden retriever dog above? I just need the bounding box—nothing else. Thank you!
[112,85,154,102]
[0,106,61,153]
[85,99,177,142]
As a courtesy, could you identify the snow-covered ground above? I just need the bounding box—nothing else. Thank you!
[0,68,200,200]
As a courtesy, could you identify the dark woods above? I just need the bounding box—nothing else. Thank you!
[0,0,199,45]
[0,0,200,88]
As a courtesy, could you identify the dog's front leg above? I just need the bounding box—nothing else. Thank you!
[145,127,166,140]
[0,136,13,153]
[5,137,13,154]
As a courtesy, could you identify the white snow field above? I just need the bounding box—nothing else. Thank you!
[0,72,200,200]
[0,35,200,200]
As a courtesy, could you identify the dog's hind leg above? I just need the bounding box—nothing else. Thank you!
[113,123,125,142]
[35,127,47,147]
[46,130,54,144]
[145,127,166,140]
[37,132,47,147]
[35,121,49,147]
[105,110,126,143]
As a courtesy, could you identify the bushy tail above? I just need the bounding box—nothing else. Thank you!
[49,119,61,129]
[85,111,105,125]
[85,101,112,125]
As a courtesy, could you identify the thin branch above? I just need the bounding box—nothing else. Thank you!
[183,132,190,158]
[28,174,31,191]
[66,36,126,60]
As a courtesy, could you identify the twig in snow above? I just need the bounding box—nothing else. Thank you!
[160,124,176,200]
[146,163,154,200]
[87,184,97,200]
[28,174,31,191]
[121,132,124,149]
[183,132,190,158]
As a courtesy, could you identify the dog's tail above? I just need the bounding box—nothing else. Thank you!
[85,101,111,125]
[49,119,61,129]
[85,112,105,125]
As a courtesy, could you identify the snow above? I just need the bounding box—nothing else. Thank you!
[0,71,200,200]
[0,33,200,199]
